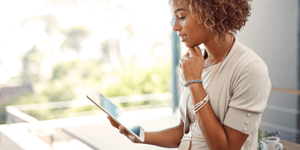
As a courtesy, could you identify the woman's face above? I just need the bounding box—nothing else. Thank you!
[170,0,211,48]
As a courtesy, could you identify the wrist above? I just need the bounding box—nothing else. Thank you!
[188,82,205,94]
[188,82,203,89]
[143,131,151,144]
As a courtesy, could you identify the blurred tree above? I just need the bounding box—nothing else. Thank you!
[51,59,104,82]
[42,80,77,102]
[103,62,171,97]
[97,0,132,69]
[20,13,59,66]
[123,22,135,41]
[39,14,59,65]
[60,26,92,58]
[99,38,123,67]
[21,45,45,84]
[99,40,110,63]
[0,92,49,124]
[49,59,105,101]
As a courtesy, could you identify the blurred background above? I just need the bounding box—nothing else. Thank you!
[0,1,183,149]
[0,0,176,122]
[0,0,300,150]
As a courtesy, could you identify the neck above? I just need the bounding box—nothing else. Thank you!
[203,34,234,65]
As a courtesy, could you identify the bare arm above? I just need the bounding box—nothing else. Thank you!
[143,119,184,148]
[107,116,184,148]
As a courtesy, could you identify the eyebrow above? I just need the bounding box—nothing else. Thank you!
[174,8,186,14]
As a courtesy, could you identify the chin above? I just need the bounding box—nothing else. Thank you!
[183,42,192,48]
[184,42,198,49]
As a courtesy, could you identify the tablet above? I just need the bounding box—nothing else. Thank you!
[86,88,145,142]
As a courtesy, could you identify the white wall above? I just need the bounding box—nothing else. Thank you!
[236,0,299,89]
[236,0,300,143]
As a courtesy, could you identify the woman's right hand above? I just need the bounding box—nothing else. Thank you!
[107,116,142,143]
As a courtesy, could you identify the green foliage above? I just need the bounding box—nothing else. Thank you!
[41,80,77,102]
[14,93,49,105]
[258,128,271,149]
[23,108,68,121]
[21,99,171,120]
[23,45,45,64]
[103,62,171,97]
[102,62,171,107]
[60,25,92,53]
[0,92,49,124]
[0,115,5,124]
[21,45,45,84]
[1,57,171,123]
[49,59,106,101]
[51,59,104,82]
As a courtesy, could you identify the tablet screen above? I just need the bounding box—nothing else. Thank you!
[90,91,141,137]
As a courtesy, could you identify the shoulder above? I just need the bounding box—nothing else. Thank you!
[230,39,270,78]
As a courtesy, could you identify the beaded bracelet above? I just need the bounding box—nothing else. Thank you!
[184,79,203,87]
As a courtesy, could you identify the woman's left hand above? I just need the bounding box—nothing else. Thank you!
[179,45,205,82]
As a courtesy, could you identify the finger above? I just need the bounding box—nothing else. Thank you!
[107,116,119,128]
[179,59,183,68]
[185,50,190,57]
[188,47,197,57]
[119,125,130,136]
[129,135,136,141]
[119,125,125,134]
[193,45,203,57]
[183,55,189,61]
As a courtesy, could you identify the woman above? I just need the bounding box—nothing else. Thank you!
[108,0,272,149]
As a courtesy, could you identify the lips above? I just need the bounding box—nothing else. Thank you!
[180,35,187,41]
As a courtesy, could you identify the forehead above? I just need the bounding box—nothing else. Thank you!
[170,0,188,6]
[169,0,189,13]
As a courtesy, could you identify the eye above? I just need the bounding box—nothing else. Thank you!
[179,16,185,21]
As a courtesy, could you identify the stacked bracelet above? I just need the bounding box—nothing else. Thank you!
[184,79,203,87]
[193,95,209,113]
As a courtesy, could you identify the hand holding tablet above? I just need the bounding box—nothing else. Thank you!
[107,116,142,143]
[86,88,145,143]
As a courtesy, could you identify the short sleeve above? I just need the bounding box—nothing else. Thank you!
[223,60,272,135]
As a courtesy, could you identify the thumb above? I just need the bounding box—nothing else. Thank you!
[188,47,196,57]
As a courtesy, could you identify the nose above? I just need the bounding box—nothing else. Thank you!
[172,19,181,32]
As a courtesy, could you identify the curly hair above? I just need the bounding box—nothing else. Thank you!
[170,0,252,45]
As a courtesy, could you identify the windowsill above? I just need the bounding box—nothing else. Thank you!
[280,140,300,150]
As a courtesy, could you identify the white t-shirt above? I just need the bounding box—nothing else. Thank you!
[178,38,272,150]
